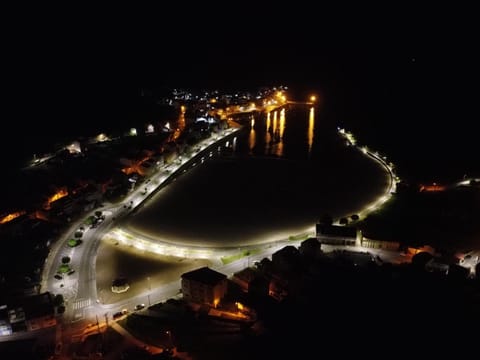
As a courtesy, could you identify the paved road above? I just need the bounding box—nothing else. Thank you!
[38,128,243,355]
[38,123,410,357]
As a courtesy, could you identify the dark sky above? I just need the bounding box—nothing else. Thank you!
[3,11,479,178]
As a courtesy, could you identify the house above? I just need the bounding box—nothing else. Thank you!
[232,267,257,293]
[270,246,304,298]
[181,267,228,307]
[231,267,269,297]
[268,275,289,301]
[299,237,322,258]
[271,245,301,274]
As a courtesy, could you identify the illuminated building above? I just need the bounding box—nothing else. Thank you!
[181,267,227,307]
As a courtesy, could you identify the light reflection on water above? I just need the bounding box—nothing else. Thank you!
[126,106,389,247]
[248,115,255,154]
[308,107,315,155]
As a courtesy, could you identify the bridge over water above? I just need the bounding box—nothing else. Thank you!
[286,100,315,106]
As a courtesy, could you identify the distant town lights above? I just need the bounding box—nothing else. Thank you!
[96,133,109,142]
[66,142,81,154]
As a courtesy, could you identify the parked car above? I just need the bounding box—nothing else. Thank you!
[113,309,128,320]
[134,303,145,311]
[112,312,123,320]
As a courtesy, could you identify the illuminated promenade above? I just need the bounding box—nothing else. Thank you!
[106,125,399,261]
[32,94,400,358]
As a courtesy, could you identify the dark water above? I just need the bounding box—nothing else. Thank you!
[323,54,480,184]
[4,49,479,184]
[125,106,390,247]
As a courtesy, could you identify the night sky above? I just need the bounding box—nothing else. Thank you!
[1,11,479,358]
[3,14,479,181]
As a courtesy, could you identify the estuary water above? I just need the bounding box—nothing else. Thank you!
[125,106,390,247]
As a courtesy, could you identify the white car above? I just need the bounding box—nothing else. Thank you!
[134,304,145,311]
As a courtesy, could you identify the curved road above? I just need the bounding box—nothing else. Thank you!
[40,123,399,354]
[42,128,243,323]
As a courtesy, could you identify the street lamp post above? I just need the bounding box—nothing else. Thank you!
[166,330,173,351]
[104,312,109,349]
[147,276,151,306]
[96,314,101,333]
[97,289,104,304]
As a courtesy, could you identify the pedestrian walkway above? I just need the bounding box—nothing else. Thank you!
[109,322,162,354]
[72,298,91,310]
[109,322,193,359]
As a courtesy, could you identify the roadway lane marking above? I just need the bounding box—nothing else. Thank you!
[73,298,91,310]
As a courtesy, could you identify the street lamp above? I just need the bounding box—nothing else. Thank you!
[147,276,151,306]
[97,289,104,304]
[166,330,173,350]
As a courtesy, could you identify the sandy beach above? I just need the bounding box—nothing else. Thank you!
[95,107,390,304]
[95,238,213,305]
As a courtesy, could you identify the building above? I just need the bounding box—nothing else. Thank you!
[299,237,322,258]
[316,224,361,246]
[425,258,450,275]
[181,267,228,307]
[0,292,56,336]
[271,245,301,274]
[361,237,400,251]
[232,267,257,293]
[232,267,269,297]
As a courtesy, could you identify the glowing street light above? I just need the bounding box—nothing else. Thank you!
[147,276,151,306]
[310,95,316,102]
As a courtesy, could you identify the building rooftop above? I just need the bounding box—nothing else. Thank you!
[0,292,54,320]
[316,224,357,238]
[233,267,257,282]
[181,267,227,286]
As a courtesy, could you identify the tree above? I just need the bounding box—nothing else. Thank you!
[350,214,360,221]
[58,264,70,273]
[53,294,64,307]
[61,256,70,264]
[68,239,79,247]
[95,210,103,218]
[339,217,349,225]
[319,214,333,226]
[411,251,433,269]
